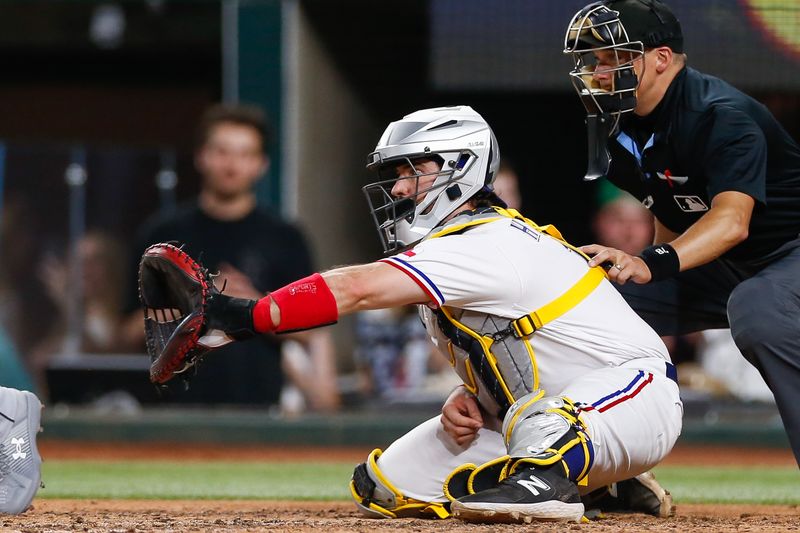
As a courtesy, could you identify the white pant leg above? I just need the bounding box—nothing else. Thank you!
[377,415,506,502]
[560,360,683,491]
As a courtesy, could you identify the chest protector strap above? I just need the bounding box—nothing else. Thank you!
[430,207,607,415]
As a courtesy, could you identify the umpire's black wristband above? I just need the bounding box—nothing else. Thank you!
[638,243,680,282]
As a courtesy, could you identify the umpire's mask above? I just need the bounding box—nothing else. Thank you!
[564,0,683,180]
[564,2,643,180]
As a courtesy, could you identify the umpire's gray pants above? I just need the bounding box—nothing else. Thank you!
[617,239,800,467]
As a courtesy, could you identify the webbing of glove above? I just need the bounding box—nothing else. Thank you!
[139,242,214,384]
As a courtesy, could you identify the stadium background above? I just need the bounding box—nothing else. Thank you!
[0,1,798,529]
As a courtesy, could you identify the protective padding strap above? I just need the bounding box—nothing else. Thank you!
[510,429,594,486]
[261,273,339,333]
[507,396,593,486]
[442,463,476,502]
[511,266,606,337]
[434,307,517,416]
[426,207,606,339]
[351,449,450,519]
[503,390,546,444]
[444,456,511,501]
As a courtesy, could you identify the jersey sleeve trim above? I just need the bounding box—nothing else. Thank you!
[379,257,445,307]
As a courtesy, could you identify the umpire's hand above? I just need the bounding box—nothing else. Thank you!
[581,244,653,285]
[441,386,483,447]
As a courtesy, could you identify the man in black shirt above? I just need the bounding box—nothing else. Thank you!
[124,104,339,410]
[565,0,800,464]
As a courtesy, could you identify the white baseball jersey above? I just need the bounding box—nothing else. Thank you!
[376,211,683,498]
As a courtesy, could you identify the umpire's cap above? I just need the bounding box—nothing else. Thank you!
[604,0,683,52]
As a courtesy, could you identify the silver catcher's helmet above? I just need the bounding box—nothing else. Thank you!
[363,105,500,254]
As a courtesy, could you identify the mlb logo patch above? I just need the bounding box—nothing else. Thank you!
[673,195,708,212]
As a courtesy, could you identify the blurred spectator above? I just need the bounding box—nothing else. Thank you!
[592,181,653,255]
[37,231,127,353]
[26,230,128,395]
[0,194,54,393]
[492,160,522,210]
[353,307,459,402]
[0,185,29,388]
[123,103,339,412]
[696,329,774,403]
[0,327,35,393]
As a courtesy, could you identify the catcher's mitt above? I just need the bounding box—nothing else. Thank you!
[138,243,217,384]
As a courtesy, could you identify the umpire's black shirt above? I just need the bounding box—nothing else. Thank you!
[606,67,800,266]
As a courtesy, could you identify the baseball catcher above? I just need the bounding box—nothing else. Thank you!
[139,106,679,523]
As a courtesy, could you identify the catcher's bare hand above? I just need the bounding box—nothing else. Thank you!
[581,244,652,285]
[441,386,483,447]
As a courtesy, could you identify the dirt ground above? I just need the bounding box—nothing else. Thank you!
[5,441,797,533]
[6,499,800,533]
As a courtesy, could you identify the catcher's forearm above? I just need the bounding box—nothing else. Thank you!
[211,273,339,337]
[254,273,338,333]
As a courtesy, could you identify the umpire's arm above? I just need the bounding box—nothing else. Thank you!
[666,190,753,269]
[584,190,753,285]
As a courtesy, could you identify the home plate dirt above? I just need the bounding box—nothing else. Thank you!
[9,441,795,532]
[5,499,800,532]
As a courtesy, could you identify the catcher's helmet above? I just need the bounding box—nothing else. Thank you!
[363,105,500,254]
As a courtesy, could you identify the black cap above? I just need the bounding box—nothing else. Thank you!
[605,0,683,52]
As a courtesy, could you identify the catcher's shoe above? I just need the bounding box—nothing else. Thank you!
[0,388,43,514]
[451,465,584,524]
[581,470,675,518]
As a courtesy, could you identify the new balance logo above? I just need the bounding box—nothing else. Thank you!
[10,438,26,460]
[517,474,550,496]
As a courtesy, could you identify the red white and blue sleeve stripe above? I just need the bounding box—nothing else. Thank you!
[380,255,445,307]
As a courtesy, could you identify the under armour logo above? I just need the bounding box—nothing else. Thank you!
[517,474,550,496]
[10,438,26,460]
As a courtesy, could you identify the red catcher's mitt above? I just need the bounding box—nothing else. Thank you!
[138,243,215,384]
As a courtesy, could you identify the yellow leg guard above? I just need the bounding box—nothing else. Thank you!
[350,449,451,519]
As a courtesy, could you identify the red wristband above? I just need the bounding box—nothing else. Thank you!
[269,273,339,333]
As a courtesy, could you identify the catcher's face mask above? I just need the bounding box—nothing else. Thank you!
[363,155,459,255]
[564,2,644,180]
[363,106,499,255]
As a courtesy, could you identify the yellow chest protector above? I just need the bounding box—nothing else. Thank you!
[427,207,607,417]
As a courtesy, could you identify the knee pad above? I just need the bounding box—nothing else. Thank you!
[349,449,450,519]
[501,392,594,484]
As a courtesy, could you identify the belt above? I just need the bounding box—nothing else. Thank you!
[666,362,678,384]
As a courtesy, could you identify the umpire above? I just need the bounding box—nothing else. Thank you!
[564,0,800,464]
